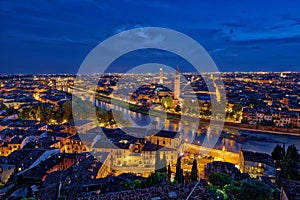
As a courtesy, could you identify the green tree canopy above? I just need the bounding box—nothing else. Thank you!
[208,172,232,188]
[162,96,173,110]
[271,144,285,169]
[62,100,72,121]
[280,144,300,181]
[239,179,273,200]
[144,172,166,187]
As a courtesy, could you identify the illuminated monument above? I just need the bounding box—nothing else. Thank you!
[210,73,221,102]
[174,66,180,99]
[159,67,163,84]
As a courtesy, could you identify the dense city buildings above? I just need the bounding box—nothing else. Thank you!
[2,0,300,199]
[0,72,299,199]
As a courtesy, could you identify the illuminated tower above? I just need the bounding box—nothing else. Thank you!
[159,67,163,84]
[210,73,221,102]
[174,66,180,99]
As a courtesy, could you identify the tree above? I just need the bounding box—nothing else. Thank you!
[223,182,241,199]
[162,96,173,110]
[271,144,285,169]
[239,179,273,200]
[174,156,183,183]
[62,101,72,122]
[208,173,232,188]
[190,158,198,181]
[134,180,142,188]
[212,189,226,200]
[232,104,243,113]
[144,172,166,187]
[280,145,300,181]
[167,163,172,181]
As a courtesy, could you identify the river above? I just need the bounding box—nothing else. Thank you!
[95,99,300,154]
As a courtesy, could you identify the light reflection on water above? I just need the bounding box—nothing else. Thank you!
[96,100,300,154]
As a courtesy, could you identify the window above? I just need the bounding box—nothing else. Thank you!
[258,163,262,167]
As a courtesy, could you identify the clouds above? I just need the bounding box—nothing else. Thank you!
[0,0,300,74]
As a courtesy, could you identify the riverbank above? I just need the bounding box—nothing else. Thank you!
[197,118,300,136]
[222,123,300,136]
[95,94,300,137]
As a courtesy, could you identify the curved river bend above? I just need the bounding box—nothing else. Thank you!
[96,100,300,154]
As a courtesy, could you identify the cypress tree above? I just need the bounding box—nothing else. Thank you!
[280,144,300,180]
[167,163,172,180]
[272,144,285,169]
[174,156,183,183]
[191,158,198,181]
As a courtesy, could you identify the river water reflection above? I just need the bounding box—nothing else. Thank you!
[96,100,300,154]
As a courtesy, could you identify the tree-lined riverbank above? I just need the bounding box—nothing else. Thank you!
[95,93,300,136]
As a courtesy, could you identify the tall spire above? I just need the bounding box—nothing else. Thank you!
[159,67,163,84]
[174,66,180,99]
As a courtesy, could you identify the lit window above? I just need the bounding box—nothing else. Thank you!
[258,163,262,167]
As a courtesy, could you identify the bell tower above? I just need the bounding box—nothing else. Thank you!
[174,66,180,99]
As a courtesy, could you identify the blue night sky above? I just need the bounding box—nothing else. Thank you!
[0,0,300,74]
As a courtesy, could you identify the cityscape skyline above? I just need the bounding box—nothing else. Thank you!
[0,1,300,199]
[0,71,299,199]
